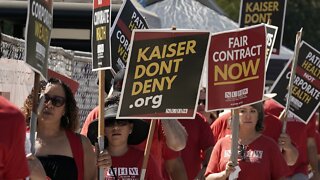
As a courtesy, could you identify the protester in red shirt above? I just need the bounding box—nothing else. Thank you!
[211,95,298,166]
[0,96,30,179]
[264,99,320,180]
[82,69,188,180]
[197,87,219,125]
[87,93,161,179]
[313,130,320,176]
[205,102,290,179]
[179,112,214,179]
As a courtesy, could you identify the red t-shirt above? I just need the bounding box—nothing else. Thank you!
[264,99,317,175]
[178,113,215,180]
[105,147,161,179]
[133,120,180,180]
[315,131,320,154]
[81,109,179,180]
[211,112,282,143]
[210,112,231,143]
[205,135,290,179]
[0,96,29,179]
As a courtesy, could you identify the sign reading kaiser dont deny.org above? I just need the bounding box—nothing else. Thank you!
[117,29,210,119]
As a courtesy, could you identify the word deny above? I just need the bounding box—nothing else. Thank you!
[214,59,260,85]
[137,40,196,62]
[132,76,176,95]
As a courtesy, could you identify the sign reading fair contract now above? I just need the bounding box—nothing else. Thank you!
[270,41,320,124]
[206,24,266,111]
[117,29,210,119]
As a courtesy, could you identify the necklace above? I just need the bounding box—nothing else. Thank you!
[238,133,260,145]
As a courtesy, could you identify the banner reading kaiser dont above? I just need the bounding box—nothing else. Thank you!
[117,29,210,119]
[239,0,286,55]
[270,41,320,124]
[207,24,266,111]
[25,0,53,79]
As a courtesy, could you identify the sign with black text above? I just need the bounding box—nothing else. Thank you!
[110,0,149,74]
[207,24,266,111]
[270,41,320,124]
[91,0,111,71]
[117,30,210,119]
[239,0,286,55]
[25,0,53,79]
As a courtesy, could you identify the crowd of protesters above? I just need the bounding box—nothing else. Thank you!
[0,69,319,180]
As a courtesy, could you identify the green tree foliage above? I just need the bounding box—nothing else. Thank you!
[215,0,320,51]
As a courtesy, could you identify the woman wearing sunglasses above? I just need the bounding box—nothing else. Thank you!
[87,93,161,179]
[205,102,290,180]
[22,78,98,180]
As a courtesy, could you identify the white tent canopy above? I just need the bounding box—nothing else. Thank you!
[145,0,293,59]
[144,0,293,87]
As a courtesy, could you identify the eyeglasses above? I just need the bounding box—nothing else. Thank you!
[198,99,206,105]
[105,119,130,127]
[41,94,66,107]
[238,144,247,161]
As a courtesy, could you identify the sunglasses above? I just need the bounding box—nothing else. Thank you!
[41,94,66,107]
[238,144,247,161]
[105,119,130,127]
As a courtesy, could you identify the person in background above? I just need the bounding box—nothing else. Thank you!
[197,87,219,125]
[312,130,320,177]
[264,99,320,180]
[0,96,30,179]
[87,93,161,179]
[21,78,99,180]
[81,68,188,180]
[205,102,290,180]
[211,95,298,166]
[178,112,215,179]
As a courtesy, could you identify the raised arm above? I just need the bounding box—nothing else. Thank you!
[278,132,299,165]
[161,119,188,151]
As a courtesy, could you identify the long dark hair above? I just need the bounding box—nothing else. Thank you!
[21,78,79,131]
[48,78,79,131]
